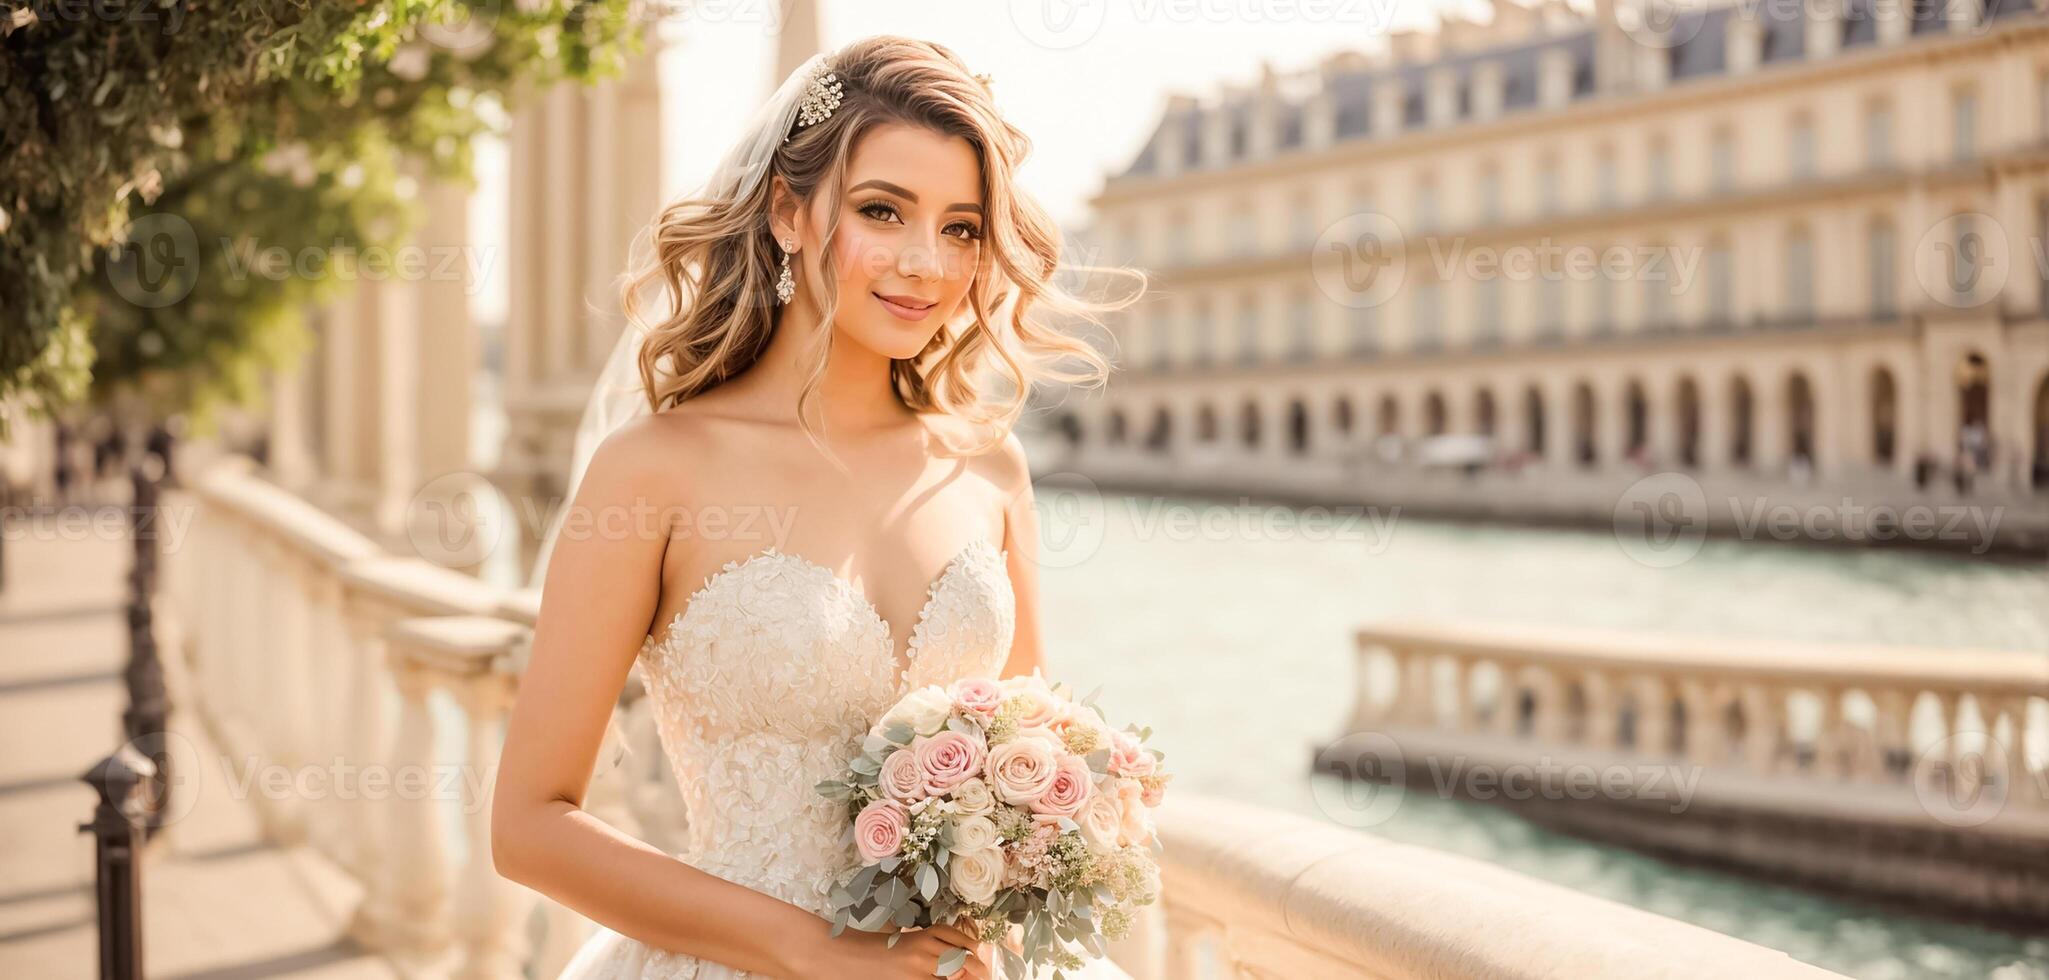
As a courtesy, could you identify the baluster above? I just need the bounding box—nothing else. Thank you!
[1634,676,1671,757]
[1811,687,1846,777]
[1451,656,1481,733]
[1677,678,1716,765]
[1737,683,1779,775]
[1161,903,1218,980]
[1526,666,1566,743]
[1944,692,1982,800]
[348,658,453,961]
[1582,671,1618,750]
[1873,688,1911,782]
[340,595,396,879]
[1993,695,2044,805]
[1400,649,1433,725]
[454,672,530,979]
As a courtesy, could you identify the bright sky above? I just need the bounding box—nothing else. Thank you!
[474,0,1495,324]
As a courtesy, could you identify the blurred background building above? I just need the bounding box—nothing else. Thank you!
[1061,0,2049,551]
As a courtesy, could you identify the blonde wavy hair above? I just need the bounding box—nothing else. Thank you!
[623,35,1142,462]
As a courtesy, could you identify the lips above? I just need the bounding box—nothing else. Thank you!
[874,292,937,321]
[874,293,935,310]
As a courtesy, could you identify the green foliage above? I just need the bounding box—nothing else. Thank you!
[0,0,640,434]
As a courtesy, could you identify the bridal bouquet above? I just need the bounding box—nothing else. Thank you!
[815,671,1170,978]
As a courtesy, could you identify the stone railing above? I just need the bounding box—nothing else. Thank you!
[1333,621,2049,922]
[165,458,589,977]
[1150,794,1842,979]
[164,459,1855,977]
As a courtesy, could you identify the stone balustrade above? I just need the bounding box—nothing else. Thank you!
[165,459,1858,977]
[1334,621,2049,922]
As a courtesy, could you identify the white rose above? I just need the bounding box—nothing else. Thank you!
[950,814,998,854]
[948,846,1005,905]
[951,777,994,816]
[1078,792,1123,852]
[881,686,955,737]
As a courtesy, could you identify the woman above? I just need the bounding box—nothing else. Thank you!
[491,35,1142,979]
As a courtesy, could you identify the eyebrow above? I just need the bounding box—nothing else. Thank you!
[848,179,982,216]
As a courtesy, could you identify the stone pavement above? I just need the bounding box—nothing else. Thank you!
[0,507,398,980]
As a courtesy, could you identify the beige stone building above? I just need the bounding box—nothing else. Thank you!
[1061,0,2049,539]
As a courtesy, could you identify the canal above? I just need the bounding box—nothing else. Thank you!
[1029,486,2049,980]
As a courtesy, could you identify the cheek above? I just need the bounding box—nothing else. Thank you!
[832,228,886,288]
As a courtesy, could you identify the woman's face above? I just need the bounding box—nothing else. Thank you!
[802,121,984,360]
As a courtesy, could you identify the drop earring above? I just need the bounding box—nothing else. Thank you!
[775,239,796,305]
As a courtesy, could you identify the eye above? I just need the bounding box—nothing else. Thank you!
[945,220,982,242]
[857,200,901,224]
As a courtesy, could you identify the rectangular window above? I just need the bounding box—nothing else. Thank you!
[1711,130,1736,192]
[1647,138,1671,200]
[1865,101,1893,169]
[1707,243,1733,327]
[1953,88,1977,162]
[1289,292,1315,361]
[1789,117,1815,180]
[1786,233,1815,320]
[1869,220,1896,320]
[1476,277,1502,345]
[1412,281,1441,351]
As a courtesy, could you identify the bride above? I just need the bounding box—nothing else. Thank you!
[490,35,1142,980]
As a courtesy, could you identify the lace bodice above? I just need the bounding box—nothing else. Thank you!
[633,536,1015,931]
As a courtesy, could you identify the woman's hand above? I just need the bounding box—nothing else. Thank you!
[792,918,996,979]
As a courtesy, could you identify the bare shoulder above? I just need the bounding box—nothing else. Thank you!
[577,406,722,504]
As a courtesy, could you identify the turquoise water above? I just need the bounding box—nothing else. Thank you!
[1028,488,2049,980]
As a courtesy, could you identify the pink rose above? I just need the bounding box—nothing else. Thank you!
[1007,687,1060,729]
[1108,732,1155,779]
[1031,755,1093,819]
[854,799,909,862]
[880,748,925,803]
[951,678,1004,719]
[914,730,987,796]
[1114,778,1151,846]
[986,738,1057,807]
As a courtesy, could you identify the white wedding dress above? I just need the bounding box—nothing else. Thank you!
[556,536,1136,980]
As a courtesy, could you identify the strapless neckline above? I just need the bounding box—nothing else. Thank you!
[650,536,1007,684]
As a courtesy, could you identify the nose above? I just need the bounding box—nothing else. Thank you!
[897,227,943,281]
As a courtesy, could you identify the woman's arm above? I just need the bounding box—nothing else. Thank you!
[994,430,1047,681]
[488,416,831,976]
